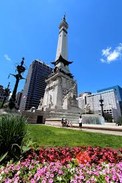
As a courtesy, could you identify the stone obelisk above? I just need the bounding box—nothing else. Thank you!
[38,16,80,123]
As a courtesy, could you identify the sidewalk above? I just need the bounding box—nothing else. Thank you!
[46,121,122,136]
[82,128,122,136]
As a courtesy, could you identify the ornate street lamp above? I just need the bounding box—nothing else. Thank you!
[99,95,104,117]
[9,57,26,109]
[1,82,10,108]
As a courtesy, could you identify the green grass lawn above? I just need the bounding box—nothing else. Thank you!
[27,124,122,149]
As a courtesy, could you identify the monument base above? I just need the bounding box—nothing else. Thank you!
[22,108,81,125]
[44,109,81,126]
[22,108,105,127]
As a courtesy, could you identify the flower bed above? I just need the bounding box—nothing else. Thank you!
[23,146,122,165]
[1,146,122,182]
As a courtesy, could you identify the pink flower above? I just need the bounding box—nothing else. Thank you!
[48,178,53,183]
[30,178,36,183]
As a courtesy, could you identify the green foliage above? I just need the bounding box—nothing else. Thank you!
[104,112,112,122]
[116,116,122,126]
[22,137,38,153]
[96,175,106,183]
[28,125,122,148]
[0,114,27,162]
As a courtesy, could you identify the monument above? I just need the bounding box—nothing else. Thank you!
[37,16,81,124]
[22,17,104,125]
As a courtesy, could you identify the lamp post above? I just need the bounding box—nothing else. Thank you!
[99,95,104,117]
[1,82,10,108]
[9,57,26,109]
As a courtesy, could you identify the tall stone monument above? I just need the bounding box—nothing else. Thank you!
[38,16,81,123]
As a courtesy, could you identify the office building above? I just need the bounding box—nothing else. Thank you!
[19,60,52,111]
[77,86,122,121]
[16,91,23,109]
[97,85,122,115]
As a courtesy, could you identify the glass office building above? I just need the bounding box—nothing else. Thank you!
[19,60,52,111]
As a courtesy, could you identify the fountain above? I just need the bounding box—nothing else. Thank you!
[82,114,105,125]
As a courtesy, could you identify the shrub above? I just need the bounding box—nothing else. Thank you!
[116,116,122,126]
[0,114,27,163]
[104,112,113,122]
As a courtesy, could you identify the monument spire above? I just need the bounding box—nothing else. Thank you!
[38,16,79,117]
[55,15,68,60]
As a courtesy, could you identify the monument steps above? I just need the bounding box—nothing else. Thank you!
[45,110,80,125]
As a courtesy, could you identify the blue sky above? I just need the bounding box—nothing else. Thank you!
[0,0,122,94]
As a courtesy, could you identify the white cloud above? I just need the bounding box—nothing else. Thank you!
[100,58,106,63]
[100,43,122,63]
[102,47,111,57]
[4,54,11,61]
